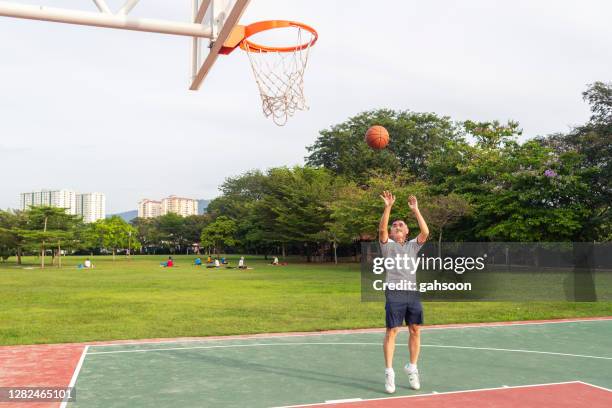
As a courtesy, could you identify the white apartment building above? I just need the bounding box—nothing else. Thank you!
[77,192,106,223]
[138,199,162,219]
[20,189,78,215]
[20,189,106,222]
[137,196,199,218]
[161,195,198,217]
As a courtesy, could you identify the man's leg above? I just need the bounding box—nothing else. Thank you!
[404,324,422,390]
[383,327,400,393]
[408,324,420,364]
[384,297,408,394]
[383,327,400,368]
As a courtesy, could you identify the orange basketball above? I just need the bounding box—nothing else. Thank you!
[365,125,390,150]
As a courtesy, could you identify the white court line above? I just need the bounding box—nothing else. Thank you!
[422,317,612,331]
[577,381,612,392]
[59,345,89,408]
[272,381,585,408]
[85,342,612,360]
[324,398,362,403]
[89,317,612,348]
[86,342,380,355]
[421,344,612,361]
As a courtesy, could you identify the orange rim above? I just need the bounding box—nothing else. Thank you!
[239,20,318,53]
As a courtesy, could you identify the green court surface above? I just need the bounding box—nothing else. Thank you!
[66,319,612,407]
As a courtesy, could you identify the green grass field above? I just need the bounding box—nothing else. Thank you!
[0,255,610,346]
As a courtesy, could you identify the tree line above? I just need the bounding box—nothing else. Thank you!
[204,82,610,260]
[1,82,609,264]
[0,207,140,267]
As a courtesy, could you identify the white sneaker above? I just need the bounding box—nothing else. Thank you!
[385,370,396,394]
[404,365,421,390]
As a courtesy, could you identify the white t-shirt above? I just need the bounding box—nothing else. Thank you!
[238,258,244,267]
[380,238,423,286]
[214,259,220,267]
[84,260,91,268]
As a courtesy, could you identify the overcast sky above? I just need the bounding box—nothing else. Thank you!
[1,0,610,213]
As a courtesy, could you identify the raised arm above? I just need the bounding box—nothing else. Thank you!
[409,195,429,245]
[379,191,395,243]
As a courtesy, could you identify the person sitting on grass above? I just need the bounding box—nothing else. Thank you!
[194,257,202,266]
[161,256,174,267]
[84,258,92,268]
[221,257,229,265]
[271,256,279,265]
[238,256,247,269]
[207,255,212,263]
[214,258,220,268]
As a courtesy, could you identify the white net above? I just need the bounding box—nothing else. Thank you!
[243,28,314,126]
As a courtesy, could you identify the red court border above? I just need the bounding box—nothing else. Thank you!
[1,316,610,408]
[0,344,84,408]
[279,382,612,408]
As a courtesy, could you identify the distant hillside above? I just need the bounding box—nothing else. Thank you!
[107,210,138,222]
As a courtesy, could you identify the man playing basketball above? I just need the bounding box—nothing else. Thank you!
[379,191,429,393]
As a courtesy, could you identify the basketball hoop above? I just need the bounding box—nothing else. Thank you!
[221,20,318,126]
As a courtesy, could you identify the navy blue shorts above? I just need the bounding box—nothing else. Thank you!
[385,290,423,328]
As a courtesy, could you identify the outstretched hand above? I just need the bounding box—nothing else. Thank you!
[408,195,419,211]
[380,191,396,208]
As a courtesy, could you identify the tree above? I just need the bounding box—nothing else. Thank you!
[42,230,77,268]
[0,210,29,263]
[254,167,340,261]
[306,109,460,183]
[424,116,604,242]
[131,217,163,254]
[428,120,522,197]
[156,213,190,254]
[464,120,522,150]
[582,81,612,126]
[328,174,429,241]
[0,214,13,261]
[473,141,590,241]
[207,171,272,255]
[78,222,104,255]
[421,194,471,255]
[213,167,341,259]
[93,216,140,260]
[184,84,611,252]
[537,82,611,241]
[183,215,211,253]
[25,206,82,268]
[571,82,611,240]
[200,216,237,254]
